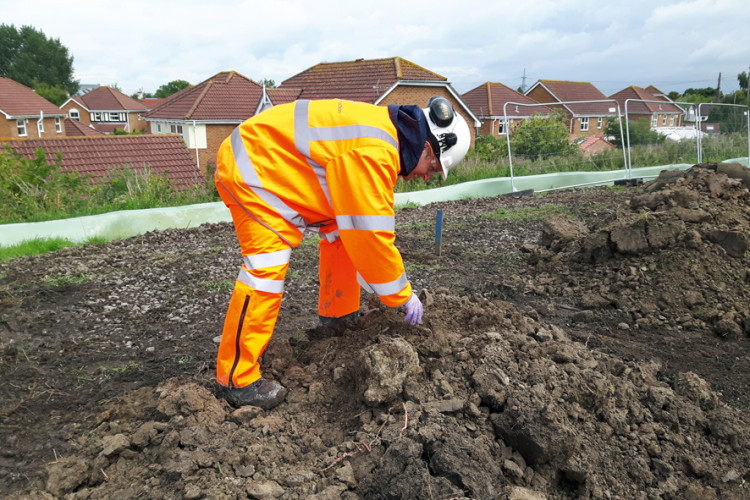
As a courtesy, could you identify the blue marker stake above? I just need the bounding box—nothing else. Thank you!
[435,209,443,256]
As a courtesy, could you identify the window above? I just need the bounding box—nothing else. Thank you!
[156,123,162,133]
[494,119,505,135]
[669,115,674,126]
[170,124,183,134]
[17,119,27,137]
[580,117,589,131]
[597,117,603,129]
[55,117,62,132]
[70,109,80,121]
[108,112,123,122]
[37,119,44,134]
[652,115,658,127]
[662,114,667,125]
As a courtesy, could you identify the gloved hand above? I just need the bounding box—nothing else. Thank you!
[403,293,424,325]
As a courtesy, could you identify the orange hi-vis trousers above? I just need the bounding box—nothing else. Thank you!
[214,199,295,389]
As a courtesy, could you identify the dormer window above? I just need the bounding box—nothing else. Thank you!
[70,108,80,121]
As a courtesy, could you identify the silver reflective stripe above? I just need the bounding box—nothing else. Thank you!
[309,125,398,150]
[324,230,340,243]
[357,273,375,293]
[294,100,333,206]
[237,268,285,294]
[336,214,395,232]
[243,249,291,270]
[231,127,308,230]
[359,273,408,297]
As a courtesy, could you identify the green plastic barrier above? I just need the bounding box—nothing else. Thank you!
[1,160,746,248]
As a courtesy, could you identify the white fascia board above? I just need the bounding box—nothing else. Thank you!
[6,113,67,119]
[60,97,89,111]
[141,116,242,125]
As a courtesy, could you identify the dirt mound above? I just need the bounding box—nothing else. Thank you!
[28,293,748,499]
[524,162,750,340]
[2,162,749,499]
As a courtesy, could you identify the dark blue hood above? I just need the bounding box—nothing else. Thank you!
[388,104,428,176]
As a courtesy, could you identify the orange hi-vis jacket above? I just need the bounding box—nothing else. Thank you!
[216,99,413,308]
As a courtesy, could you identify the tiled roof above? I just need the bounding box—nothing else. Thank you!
[279,57,447,103]
[75,86,148,112]
[141,97,167,110]
[0,77,67,118]
[529,80,616,115]
[609,86,684,115]
[63,118,104,137]
[575,135,614,150]
[144,71,264,121]
[267,87,303,105]
[462,82,554,118]
[1,135,201,189]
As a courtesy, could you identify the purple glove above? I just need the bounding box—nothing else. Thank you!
[403,293,424,325]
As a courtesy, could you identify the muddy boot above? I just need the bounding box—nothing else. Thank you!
[220,378,288,409]
[308,311,361,340]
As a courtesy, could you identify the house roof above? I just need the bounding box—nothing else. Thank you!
[63,118,105,137]
[141,97,167,110]
[462,82,555,118]
[267,87,303,105]
[144,71,266,122]
[527,80,617,116]
[1,135,201,189]
[574,135,615,150]
[609,86,684,115]
[0,77,67,118]
[67,86,148,112]
[279,57,447,103]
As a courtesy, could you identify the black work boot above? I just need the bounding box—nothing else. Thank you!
[308,311,361,340]
[221,378,288,409]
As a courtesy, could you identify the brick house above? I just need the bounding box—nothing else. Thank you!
[142,71,300,174]
[0,77,67,139]
[462,82,554,138]
[59,86,149,134]
[1,135,202,190]
[525,80,619,138]
[279,57,480,146]
[609,85,684,128]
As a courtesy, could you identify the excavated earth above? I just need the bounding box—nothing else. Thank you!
[1,162,749,499]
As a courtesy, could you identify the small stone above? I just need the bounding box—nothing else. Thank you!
[617,322,630,330]
[247,480,285,499]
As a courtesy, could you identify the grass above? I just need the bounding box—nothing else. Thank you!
[42,273,93,288]
[0,236,110,263]
[482,204,572,221]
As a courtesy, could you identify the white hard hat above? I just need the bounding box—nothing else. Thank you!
[423,96,471,179]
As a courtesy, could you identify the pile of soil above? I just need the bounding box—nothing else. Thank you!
[1,163,748,499]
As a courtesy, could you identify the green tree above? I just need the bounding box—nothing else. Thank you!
[0,24,78,95]
[258,78,276,88]
[605,119,665,148]
[470,134,508,162]
[509,111,577,159]
[155,79,191,98]
[33,82,68,106]
[738,71,748,92]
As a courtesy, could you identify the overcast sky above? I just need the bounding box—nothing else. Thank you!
[4,0,749,97]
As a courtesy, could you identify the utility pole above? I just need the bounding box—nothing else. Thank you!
[715,72,722,102]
